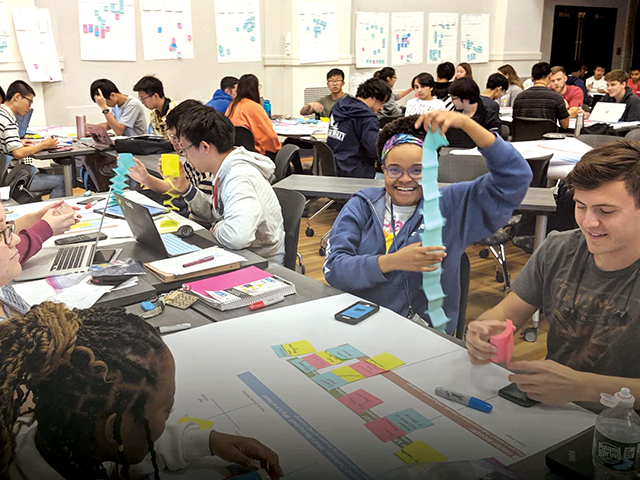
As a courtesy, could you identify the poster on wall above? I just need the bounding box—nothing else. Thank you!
[78,0,136,61]
[0,0,10,63]
[140,0,194,60]
[214,0,262,63]
[459,13,489,63]
[297,1,338,64]
[427,13,458,64]
[355,12,388,69]
[391,12,424,66]
[12,8,62,82]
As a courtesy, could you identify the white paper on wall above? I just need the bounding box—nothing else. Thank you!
[354,12,388,69]
[12,8,62,82]
[391,12,424,66]
[214,0,262,64]
[140,0,194,60]
[427,13,458,64]
[460,13,489,64]
[297,1,338,64]
[78,0,136,61]
[0,0,11,63]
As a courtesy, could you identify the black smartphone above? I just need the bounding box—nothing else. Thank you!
[335,301,380,325]
[77,196,104,205]
[498,382,539,408]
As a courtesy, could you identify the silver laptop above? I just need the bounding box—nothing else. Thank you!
[588,102,626,123]
[84,124,114,151]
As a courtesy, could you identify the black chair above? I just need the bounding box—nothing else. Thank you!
[273,187,306,273]
[456,252,471,340]
[273,144,301,183]
[626,128,640,141]
[379,115,403,128]
[576,134,624,147]
[2,155,43,204]
[500,124,510,141]
[234,126,255,152]
[511,117,558,142]
[306,141,337,237]
[437,154,489,182]
[445,127,477,148]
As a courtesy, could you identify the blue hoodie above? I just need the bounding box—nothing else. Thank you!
[206,89,232,114]
[323,136,532,334]
[326,95,379,178]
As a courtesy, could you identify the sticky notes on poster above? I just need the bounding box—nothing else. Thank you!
[338,389,383,414]
[350,360,385,377]
[289,357,316,374]
[272,340,316,357]
[177,416,214,429]
[303,353,333,370]
[395,441,447,464]
[326,344,365,360]
[331,365,365,383]
[364,417,406,442]
[386,408,433,433]
[312,371,349,391]
[316,351,343,365]
[366,352,405,371]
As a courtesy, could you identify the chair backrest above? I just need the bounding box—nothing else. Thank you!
[625,128,640,141]
[511,117,558,142]
[525,154,552,188]
[576,134,623,147]
[379,115,403,128]
[500,123,510,141]
[445,127,476,148]
[437,154,489,182]
[234,126,255,152]
[456,252,471,340]
[272,187,306,271]
[0,155,12,186]
[273,144,301,183]
[311,142,337,177]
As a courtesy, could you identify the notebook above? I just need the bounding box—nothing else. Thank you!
[145,247,246,282]
[183,266,296,311]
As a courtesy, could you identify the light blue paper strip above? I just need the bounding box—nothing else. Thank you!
[108,153,134,207]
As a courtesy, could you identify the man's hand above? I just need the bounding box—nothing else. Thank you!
[508,360,591,405]
[128,157,151,184]
[415,110,472,136]
[578,107,590,120]
[377,243,446,274]
[308,102,324,114]
[597,87,607,94]
[165,159,190,193]
[208,431,283,480]
[39,137,58,150]
[42,207,80,235]
[465,319,508,365]
[94,88,108,111]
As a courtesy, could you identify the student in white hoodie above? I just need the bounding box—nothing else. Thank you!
[171,104,285,265]
[1,303,283,480]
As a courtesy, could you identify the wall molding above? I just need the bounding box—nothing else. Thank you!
[488,51,542,62]
[264,54,354,67]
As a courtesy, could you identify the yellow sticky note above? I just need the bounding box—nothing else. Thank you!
[317,351,343,365]
[70,222,92,230]
[161,153,180,178]
[282,340,316,357]
[367,353,405,371]
[331,365,365,383]
[395,441,447,464]
[177,416,214,430]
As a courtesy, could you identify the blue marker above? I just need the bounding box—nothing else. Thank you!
[435,387,493,413]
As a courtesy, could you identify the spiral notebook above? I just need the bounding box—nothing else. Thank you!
[183,266,296,311]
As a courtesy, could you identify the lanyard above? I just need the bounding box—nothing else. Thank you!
[390,203,415,318]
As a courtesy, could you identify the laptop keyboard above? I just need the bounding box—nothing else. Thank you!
[161,234,201,256]
[50,245,88,272]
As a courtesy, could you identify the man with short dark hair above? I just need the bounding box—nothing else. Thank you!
[591,70,640,122]
[168,105,285,264]
[550,66,583,118]
[482,73,509,101]
[90,78,147,136]
[206,76,238,113]
[132,76,177,140]
[327,78,391,178]
[586,65,607,100]
[466,140,640,405]
[433,62,455,100]
[449,77,501,132]
[566,59,589,104]
[300,68,348,118]
[512,62,570,129]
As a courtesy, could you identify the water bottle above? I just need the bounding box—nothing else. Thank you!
[575,112,584,136]
[263,99,271,118]
[592,388,640,480]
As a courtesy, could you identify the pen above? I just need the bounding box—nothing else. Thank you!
[155,323,192,334]
[183,255,216,268]
[249,296,285,311]
[85,199,104,209]
[435,387,493,413]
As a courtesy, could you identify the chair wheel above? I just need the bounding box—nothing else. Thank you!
[496,272,504,283]
[479,249,489,259]
[300,265,306,275]
[319,246,326,256]
[305,228,314,237]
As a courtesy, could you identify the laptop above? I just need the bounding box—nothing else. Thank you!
[16,108,33,138]
[85,123,114,150]
[588,102,626,123]
[115,193,200,257]
[545,428,594,480]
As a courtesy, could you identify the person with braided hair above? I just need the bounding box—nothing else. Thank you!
[0,302,284,480]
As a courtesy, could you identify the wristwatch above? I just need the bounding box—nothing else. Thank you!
[102,108,109,115]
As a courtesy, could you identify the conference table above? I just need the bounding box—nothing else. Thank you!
[31,142,97,196]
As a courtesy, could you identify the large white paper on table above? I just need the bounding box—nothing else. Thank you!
[297,1,338,64]
[460,13,489,64]
[0,0,10,62]
[140,0,194,60]
[78,0,136,61]
[450,138,592,164]
[162,294,595,480]
[11,8,62,82]
[391,12,424,66]
[427,13,458,64]
[12,274,114,310]
[214,0,261,63]
[355,12,389,69]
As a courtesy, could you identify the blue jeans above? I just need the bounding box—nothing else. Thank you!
[30,173,66,198]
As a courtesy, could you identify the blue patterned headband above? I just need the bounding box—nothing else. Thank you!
[381,134,424,161]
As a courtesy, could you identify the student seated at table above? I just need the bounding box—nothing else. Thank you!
[374,67,413,118]
[0,85,4,103]
[567,59,589,104]
[225,74,281,160]
[0,302,284,479]
[481,73,509,104]
[133,75,178,140]
[455,62,473,80]
[584,70,640,123]
[497,64,524,107]
[173,105,285,264]
[466,140,640,405]
[90,78,148,136]
[323,111,532,334]
[449,77,501,133]
[433,62,455,100]
[0,81,65,198]
[206,76,238,114]
[628,67,640,98]
[327,78,391,178]
[586,65,608,100]
[404,73,446,116]
[549,66,583,118]
[300,68,348,118]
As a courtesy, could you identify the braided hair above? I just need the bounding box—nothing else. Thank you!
[0,302,167,480]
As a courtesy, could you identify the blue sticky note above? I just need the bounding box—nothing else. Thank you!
[104,5,108,11]
[387,408,433,433]
[95,29,100,36]
[271,345,289,358]
[158,26,162,33]
[289,357,316,373]
[250,36,255,41]
[326,344,365,360]
[89,25,94,32]
[312,372,348,391]
[226,48,231,54]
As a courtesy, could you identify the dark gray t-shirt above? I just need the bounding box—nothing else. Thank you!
[512,229,640,378]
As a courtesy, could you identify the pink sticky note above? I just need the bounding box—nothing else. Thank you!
[338,389,383,414]
[187,34,192,41]
[106,26,111,32]
[350,360,385,378]
[115,13,120,20]
[303,354,332,370]
[178,22,182,29]
[361,47,365,51]
[100,29,106,38]
[83,24,88,33]
[365,417,406,442]
[33,64,39,69]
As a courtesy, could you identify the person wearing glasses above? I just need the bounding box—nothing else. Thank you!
[323,111,531,334]
[299,68,348,118]
[90,78,147,137]
[133,75,178,140]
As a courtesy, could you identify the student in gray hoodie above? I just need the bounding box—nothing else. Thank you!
[171,104,285,265]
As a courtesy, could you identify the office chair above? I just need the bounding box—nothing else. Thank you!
[234,126,256,152]
[455,252,471,340]
[511,117,558,142]
[576,134,624,148]
[273,144,301,183]
[273,187,306,274]
[305,141,337,241]
[445,127,477,148]
[626,128,640,141]
[2,155,44,204]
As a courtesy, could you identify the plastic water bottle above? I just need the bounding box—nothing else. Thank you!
[575,112,584,136]
[263,99,271,118]
[592,388,640,480]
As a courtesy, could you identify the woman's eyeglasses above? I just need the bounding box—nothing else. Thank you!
[384,166,422,179]
[0,221,15,245]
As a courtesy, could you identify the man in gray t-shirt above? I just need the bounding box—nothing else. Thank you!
[300,68,348,118]
[90,78,147,136]
[465,140,640,406]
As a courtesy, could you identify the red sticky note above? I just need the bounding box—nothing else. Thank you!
[106,26,111,32]
[338,389,383,414]
[187,34,192,41]
[83,24,88,33]
[365,417,406,442]
[178,22,182,29]
[303,353,332,370]
[33,64,39,69]
[350,360,384,378]
[115,13,120,20]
